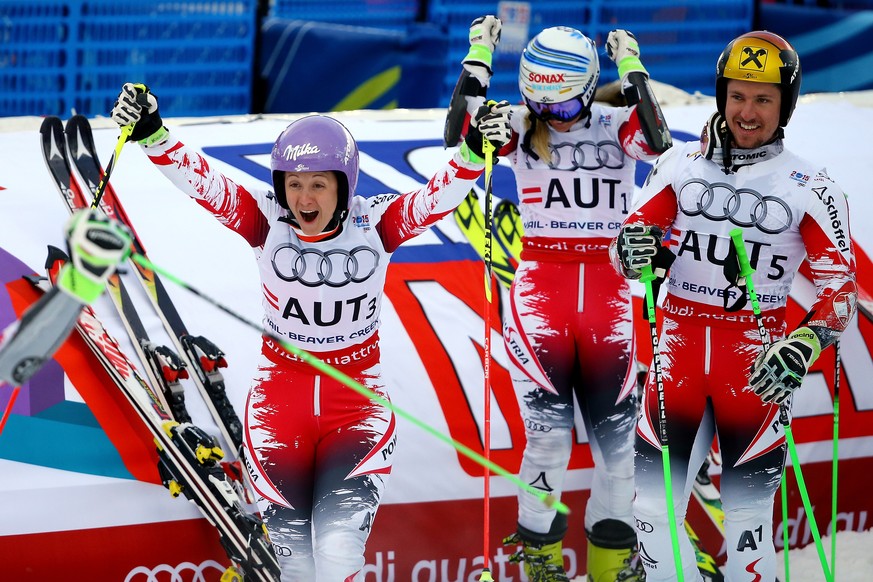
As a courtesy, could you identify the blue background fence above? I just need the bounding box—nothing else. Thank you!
[1,0,256,117]
[433,1,756,108]
[2,0,873,117]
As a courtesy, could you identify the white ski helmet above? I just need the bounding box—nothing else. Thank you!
[519,26,600,121]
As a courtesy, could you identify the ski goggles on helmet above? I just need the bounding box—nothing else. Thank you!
[524,95,587,122]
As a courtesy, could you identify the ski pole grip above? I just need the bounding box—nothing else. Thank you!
[639,263,656,284]
[730,228,766,328]
[481,99,497,161]
[641,264,657,322]
[120,82,150,142]
[120,123,134,142]
[482,136,495,155]
[729,228,755,278]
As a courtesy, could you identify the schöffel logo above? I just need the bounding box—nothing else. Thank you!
[282,142,320,161]
[739,46,768,72]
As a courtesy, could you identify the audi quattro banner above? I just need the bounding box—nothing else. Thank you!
[0,101,872,580]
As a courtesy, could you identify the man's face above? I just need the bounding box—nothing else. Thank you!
[724,79,782,149]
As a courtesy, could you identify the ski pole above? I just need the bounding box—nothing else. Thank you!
[90,123,133,209]
[479,131,496,582]
[729,228,833,582]
[781,472,791,581]
[830,339,841,580]
[640,264,684,582]
[89,82,148,208]
[129,252,570,515]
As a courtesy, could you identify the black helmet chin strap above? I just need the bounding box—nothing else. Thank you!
[720,129,732,175]
[520,116,539,161]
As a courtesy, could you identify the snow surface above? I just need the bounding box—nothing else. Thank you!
[567,528,873,581]
[774,529,873,582]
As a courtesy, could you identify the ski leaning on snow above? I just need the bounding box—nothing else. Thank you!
[685,520,725,582]
[453,189,520,288]
[30,249,280,582]
[493,197,523,270]
[47,115,248,476]
[693,458,726,535]
[40,116,180,418]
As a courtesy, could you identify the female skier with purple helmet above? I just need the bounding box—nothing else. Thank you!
[110,82,512,581]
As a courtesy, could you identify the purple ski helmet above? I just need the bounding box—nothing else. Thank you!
[270,115,359,225]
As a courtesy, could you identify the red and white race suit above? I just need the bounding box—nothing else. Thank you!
[141,131,483,581]
[501,105,661,538]
[617,140,857,581]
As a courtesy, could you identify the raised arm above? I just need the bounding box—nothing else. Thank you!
[111,83,273,249]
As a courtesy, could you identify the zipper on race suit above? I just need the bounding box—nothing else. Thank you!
[577,263,585,313]
[314,375,321,417]
[704,326,712,375]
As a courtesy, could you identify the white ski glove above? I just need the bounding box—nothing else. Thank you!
[700,111,731,160]
[460,100,512,163]
[110,82,165,143]
[463,15,502,87]
[749,327,822,404]
[606,29,647,85]
[615,224,662,279]
[59,209,133,303]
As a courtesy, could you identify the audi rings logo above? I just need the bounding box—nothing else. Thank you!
[272,243,380,287]
[524,418,552,432]
[677,178,793,234]
[273,543,293,557]
[636,518,654,533]
[125,560,228,582]
[547,140,625,170]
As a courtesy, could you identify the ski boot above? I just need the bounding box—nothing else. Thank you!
[504,532,570,582]
[504,516,570,582]
[587,519,646,582]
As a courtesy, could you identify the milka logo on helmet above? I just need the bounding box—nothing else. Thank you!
[528,72,565,84]
[282,143,320,161]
